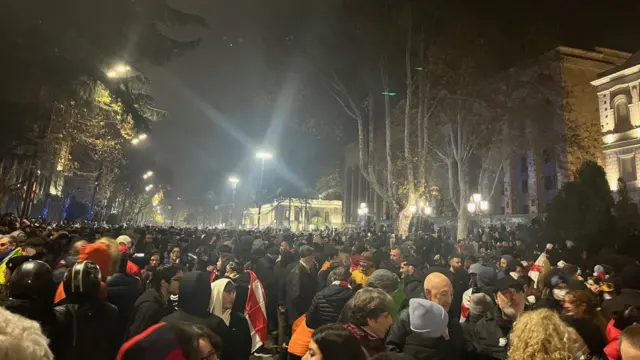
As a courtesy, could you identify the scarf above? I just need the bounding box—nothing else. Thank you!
[331,281,351,288]
[210,278,232,325]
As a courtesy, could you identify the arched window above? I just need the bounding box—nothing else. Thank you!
[614,95,631,131]
[324,211,330,223]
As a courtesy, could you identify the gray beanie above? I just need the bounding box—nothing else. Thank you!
[409,298,448,338]
[366,269,399,293]
[468,293,494,315]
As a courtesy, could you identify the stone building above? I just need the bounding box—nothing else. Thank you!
[491,47,629,215]
[342,46,631,220]
[592,49,640,198]
[242,199,343,231]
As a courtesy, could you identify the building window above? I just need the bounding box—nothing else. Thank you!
[619,155,637,182]
[324,211,330,223]
[544,175,554,191]
[522,180,528,194]
[521,157,527,173]
[500,206,505,214]
[614,95,632,131]
[284,209,290,220]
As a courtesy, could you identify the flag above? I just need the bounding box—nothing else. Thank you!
[528,253,547,288]
[245,270,268,352]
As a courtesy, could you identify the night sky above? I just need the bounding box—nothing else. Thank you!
[140,0,640,205]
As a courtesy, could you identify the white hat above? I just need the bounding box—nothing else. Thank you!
[116,235,132,249]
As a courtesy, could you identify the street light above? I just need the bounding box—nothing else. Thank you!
[145,184,154,192]
[131,133,148,145]
[409,205,418,213]
[228,176,240,228]
[143,171,154,180]
[468,193,489,215]
[106,63,131,78]
[255,150,274,229]
[424,205,434,216]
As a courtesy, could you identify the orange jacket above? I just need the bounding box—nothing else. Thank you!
[288,314,314,357]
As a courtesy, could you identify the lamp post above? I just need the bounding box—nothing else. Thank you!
[467,193,489,216]
[357,202,369,228]
[229,176,239,228]
[255,150,273,229]
[143,170,154,180]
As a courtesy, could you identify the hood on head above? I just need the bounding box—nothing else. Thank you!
[178,271,212,316]
[78,243,112,281]
[476,266,497,289]
[501,255,516,271]
[209,278,232,322]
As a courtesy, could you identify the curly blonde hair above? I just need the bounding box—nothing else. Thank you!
[508,309,577,360]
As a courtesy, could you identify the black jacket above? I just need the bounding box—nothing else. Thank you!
[449,269,470,322]
[161,272,228,341]
[285,262,318,324]
[223,311,253,360]
[305,283,353,329]
[3,299,64,358]
[563,316,607,357]
[602,289,640,320]
[55,301,121,360]
[127,289,172,338]
[387,305,463,356]
[107,272,142,341]
[462,305,514,360]
[403,332,464,360]
[254,255,277,295]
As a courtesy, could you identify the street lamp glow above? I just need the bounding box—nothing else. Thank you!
[360,202,367,208]
[228,176,240,185]
[479,200,489,211]
[467,202,477,213]
[138,133,148,140]
[409,205,417,213]
[424,206,433,215]
[145,184,154,192]
[106,71,117,78]
[472,193,482,203]
[256,151,273,160]
[131,138,140,145]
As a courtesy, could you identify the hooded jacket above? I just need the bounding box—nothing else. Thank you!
[162,272,228,342]
[604,319,621,360]
[210,279,252,360]
[305,282,353,329]
[462,304,514,360]
[107,256,142,341]
[54,243,112,304]
[497,255,516,280]
[127,288,172,339]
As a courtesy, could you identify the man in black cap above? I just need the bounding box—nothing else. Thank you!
[463,275,528,360]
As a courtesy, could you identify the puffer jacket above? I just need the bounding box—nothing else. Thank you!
[462,305,513,360]
[604,319,621,360]
[305,282,352,329]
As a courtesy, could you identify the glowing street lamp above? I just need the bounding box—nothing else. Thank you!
[131,133,148,145]
[467,193,489,215]
[106,63,131,78]
[145,184,154,192]
[409,204,418,213]
[255,150,274,229]
[143,171,154,180]
[424,205,433,216]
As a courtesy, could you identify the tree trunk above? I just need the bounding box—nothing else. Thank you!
[403,3,415,195]
[457,159,469,240]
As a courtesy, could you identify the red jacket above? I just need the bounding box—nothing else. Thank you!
[605,319,621,360]
[127,260,141,279]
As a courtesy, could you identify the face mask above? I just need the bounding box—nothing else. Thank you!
[553,288,568,301]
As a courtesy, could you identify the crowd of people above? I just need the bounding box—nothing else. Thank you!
[1,214,640,360]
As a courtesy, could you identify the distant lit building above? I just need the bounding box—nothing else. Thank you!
[242,199,343,231]
[592,49,640,198]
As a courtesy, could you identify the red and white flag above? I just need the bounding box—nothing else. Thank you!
[245,270,268,352]
[528,253,547,288]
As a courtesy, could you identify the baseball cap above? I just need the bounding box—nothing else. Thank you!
[495,275,524,292]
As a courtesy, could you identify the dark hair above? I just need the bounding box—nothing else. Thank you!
[191,324,222,355]
[311,325,367,360]
[347,288,393,326]
[226,257,244,274]
[565,289,607,334]
[587,277,603,286]
[328,266,351,283]
[614,306,640,331]
[371,353,416,360]
[149,264,183,290]
[517,275,534,289]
